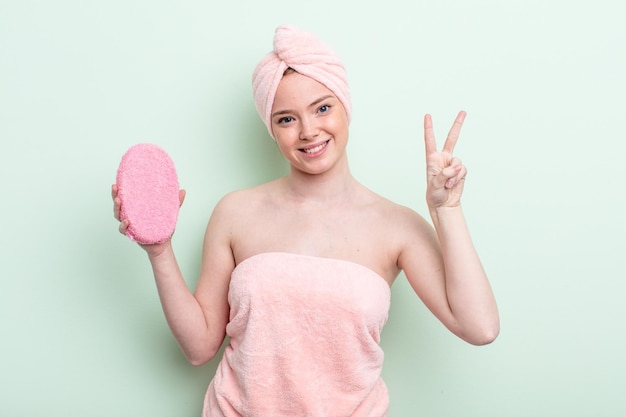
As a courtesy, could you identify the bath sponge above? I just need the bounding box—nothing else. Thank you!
[116,143,180,244]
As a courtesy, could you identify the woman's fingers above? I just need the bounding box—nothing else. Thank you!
[425,111,467,156]
[423,113,437,156]
[118,219,128,235]
[424,112,469,207]
[112,184,126,233]
[432,156,465,189]
[445,166,467,189]
[112,184,122,221]
[441,163,461,188]
[442,111,466,154]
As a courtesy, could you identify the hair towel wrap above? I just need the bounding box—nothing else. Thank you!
[252,25,351,137]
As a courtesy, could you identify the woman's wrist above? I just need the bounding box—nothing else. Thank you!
[144,240,174,261]
[428,204,463,227]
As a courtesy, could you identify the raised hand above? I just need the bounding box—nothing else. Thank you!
[111,184,186,255]
[423,111,468,209]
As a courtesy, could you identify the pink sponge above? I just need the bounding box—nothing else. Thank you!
[116,143,180,244]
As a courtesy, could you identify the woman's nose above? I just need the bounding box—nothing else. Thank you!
[299,116,319,140]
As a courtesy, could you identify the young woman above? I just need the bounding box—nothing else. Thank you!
[112,25,499,417]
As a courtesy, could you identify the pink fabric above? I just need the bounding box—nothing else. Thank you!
[203,252,390,417]
[116,143,180,244]
[252,25,351,138]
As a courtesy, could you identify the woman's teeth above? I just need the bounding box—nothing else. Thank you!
[302,140,328,154]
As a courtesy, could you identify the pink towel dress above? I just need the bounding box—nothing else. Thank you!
[203,252,391,417]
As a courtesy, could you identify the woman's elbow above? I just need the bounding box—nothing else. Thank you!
[466,321,500,346]
[470,329,499,346]
[187,350,217,367]
[185,343,222,367]
[188,358,210,367]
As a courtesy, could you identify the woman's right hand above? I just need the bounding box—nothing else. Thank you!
[111,184,186,256]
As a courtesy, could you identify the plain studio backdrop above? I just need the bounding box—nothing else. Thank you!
[1,0,624,416]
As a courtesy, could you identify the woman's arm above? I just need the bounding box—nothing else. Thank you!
[398,112,499,345]
[112,185,232,365]
[431,205,499,344]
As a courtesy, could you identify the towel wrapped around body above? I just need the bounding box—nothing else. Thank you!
[203,252,391,417]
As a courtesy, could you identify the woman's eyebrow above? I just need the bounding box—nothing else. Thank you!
[271,108,291,118]
[309,95,334,108]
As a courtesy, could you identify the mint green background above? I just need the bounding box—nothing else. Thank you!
[1,0,625,416]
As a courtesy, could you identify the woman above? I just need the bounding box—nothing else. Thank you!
[112,25,499,417]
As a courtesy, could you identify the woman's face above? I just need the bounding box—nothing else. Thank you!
[270,71,349,176]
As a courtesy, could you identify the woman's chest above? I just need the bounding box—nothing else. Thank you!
[230,207,401,283]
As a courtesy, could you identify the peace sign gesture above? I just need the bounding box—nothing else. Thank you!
[424,111,468,209]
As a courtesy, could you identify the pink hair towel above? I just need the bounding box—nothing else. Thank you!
[252,24,351,137]
[116,143,180,244]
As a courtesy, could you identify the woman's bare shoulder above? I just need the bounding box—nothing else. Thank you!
[363,190,434,243]
[362,187,425,221]
[215,180,279,210]
[217,181,275,204]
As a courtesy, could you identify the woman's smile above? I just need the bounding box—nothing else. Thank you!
[300,139,331,156]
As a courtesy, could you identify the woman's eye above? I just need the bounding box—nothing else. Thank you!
[318,105,330,113]
[277,116,293,124]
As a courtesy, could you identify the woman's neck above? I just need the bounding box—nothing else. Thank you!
[281,163,359,205]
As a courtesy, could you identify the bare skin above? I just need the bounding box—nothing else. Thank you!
[112,71,499,366]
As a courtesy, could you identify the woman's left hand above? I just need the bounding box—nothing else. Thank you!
[424,111,468,209]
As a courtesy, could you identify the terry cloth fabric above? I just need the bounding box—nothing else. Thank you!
[116,143,180,244]
[252,25,351,138]
[203,252,391,417]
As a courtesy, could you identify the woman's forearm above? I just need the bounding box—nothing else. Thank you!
[429,205,500,345]
[147,244,223,364]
